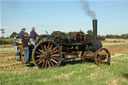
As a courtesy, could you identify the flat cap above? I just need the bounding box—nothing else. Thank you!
[22,28,26,30]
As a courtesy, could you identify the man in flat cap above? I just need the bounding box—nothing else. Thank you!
[19,28,25,41]
[30,27,38,49]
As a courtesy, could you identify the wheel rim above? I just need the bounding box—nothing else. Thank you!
[32,41,62,69]
[95,48,111,65]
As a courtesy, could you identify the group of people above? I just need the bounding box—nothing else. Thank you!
[12,27,38,64]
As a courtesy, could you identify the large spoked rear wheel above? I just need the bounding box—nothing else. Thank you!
[94,48,111,65]
[32,41,62,69]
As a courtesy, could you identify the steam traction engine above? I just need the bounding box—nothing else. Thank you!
[19,19,111,69]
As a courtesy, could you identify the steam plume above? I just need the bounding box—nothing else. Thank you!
[81,0,96,19]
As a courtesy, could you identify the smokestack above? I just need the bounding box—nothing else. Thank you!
[92,19,97,39]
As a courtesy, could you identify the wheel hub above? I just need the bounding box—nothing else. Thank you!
[44,51,51,60]
[101,55,106,60]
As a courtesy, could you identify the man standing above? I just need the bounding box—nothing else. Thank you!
[19,28,25,41]
[22,34,30,64]
[30,27,38,48]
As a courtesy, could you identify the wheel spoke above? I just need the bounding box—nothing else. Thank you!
[49,59,54,67]
[36,57,43,62]
[45,60,48,68]
[97,59,101,63]
[51,50,59,54]
[51,47,57,52]
[44,45,47,51]
[37,59,44,65]
[38,49,44,54]
[96,56,101,63]
[102,59,108,63]
[47,60,51,68]
[41,45,44,51]
[98,52,103,57]
[51,54,60,57]
[101,50,106,54]
[36,51,42,55]
[105,53,109,58]
[42,60,45,68]
[51,56,59,60]
[51,58,57,64]
[49,44,53,50]
[47,43,50,49]
[99,50,107,56]
[36,55,44,57]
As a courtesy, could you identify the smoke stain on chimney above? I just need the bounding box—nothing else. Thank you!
[81,0,96,19]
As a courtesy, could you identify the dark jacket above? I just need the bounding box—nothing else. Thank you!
[30,31,37,40]
[22,38,29,48]
[19,31,24,40]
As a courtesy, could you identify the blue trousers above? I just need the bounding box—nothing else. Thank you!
[24,47,29,63]
[14,46,20,60]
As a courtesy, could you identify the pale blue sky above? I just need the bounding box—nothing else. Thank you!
[1,0,128,37]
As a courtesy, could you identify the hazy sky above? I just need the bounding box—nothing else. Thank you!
[1,0,128,37]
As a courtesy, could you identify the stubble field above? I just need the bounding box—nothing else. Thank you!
[0,42,128,85]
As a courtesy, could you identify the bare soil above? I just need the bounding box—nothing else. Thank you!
[104,44,128,56]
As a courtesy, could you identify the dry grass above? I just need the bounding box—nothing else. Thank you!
[105,38,128,43]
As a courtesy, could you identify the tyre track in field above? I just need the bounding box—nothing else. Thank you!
[0,52,23,69]
[0,62,23,69]
[0,56,16,61]
[0,52,16,57]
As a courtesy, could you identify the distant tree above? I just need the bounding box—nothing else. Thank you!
[10,32,29,38]
[114,35,121,38]
[98,35,105,41]
[106,34,112,38]
[87,30,93,35]
[0,29,5,38]
[10,32,18,38]
[105,34,121,38]
[121,34,128,39]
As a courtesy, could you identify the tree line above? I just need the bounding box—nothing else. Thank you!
[10,30,128,39]
[85,30,128,39]
[10,32,29,38]
[105,34,128,39]
[0,30,128,45]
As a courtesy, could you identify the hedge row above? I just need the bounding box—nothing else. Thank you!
[0,39,12,45]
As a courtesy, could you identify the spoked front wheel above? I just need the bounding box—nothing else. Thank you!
[32,41,62,69]
[94,48,111,65]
